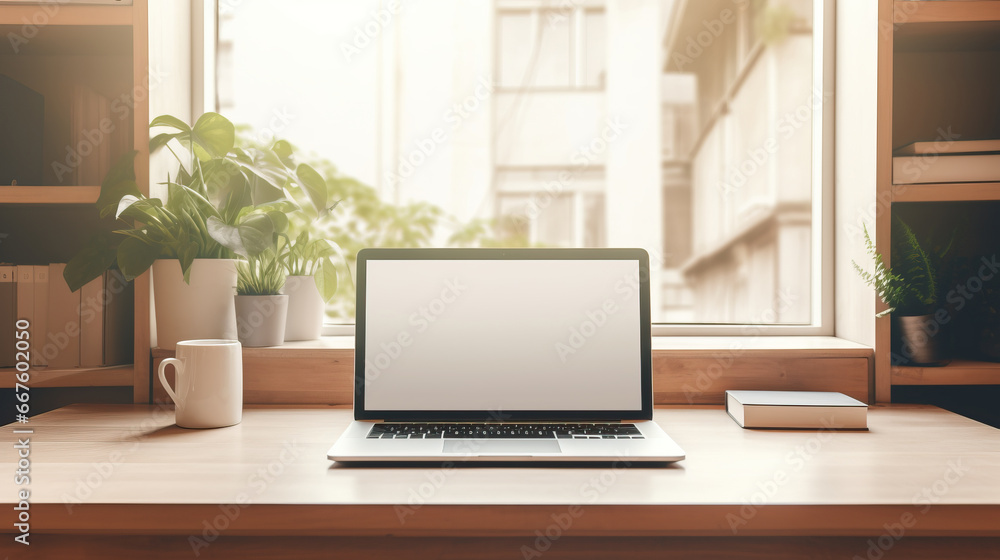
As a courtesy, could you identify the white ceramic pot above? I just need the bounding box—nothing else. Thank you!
[282,275,325,341]
[152,259,238,350]
[235,294,289,347]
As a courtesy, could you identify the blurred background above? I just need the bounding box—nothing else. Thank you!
[216,0,815,325]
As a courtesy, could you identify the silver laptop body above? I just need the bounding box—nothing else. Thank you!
[327,248,685,463]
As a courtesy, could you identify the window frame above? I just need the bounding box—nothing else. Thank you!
[205,0,835,338]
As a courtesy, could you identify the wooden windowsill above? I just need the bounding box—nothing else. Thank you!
[152,337,874,405]
[153,335,872,358]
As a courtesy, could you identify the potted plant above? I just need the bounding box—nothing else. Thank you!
[65,112,322,349]
[265,141,344,341]
[278,230,341,341]
[853,217,949,366]
[235,248,289,347]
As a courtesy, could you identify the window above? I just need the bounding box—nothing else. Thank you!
[215,0,830,333]
[497,6,606,89]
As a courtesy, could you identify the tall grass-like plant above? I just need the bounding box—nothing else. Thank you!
[236,250,286,296]
[853,217,940,317]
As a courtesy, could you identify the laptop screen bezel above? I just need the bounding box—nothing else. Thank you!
[353,247,654,422]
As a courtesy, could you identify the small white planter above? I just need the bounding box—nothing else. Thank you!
[235,295,289,347]
[152,259,238,350]
[282,275,325,341]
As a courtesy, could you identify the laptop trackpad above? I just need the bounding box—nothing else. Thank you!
[443,440,562,455]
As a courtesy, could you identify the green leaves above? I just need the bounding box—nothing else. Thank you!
[150,114,192,132]
[853,218,942,317]
[893,217,937,310]
[72,111,340,293]
[97,152,142,219]
[150,112,235,162]
[64,232,120,292]
[236,250,286,296]
[117,236,162,281]
[207,210,288,259]
[191,113,236,161]
[276,232,342,302]
[295,163,328,215]
[313,256,339,304]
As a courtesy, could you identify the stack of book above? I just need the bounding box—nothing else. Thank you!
[893,138,1000,184]
[0,264,133,370]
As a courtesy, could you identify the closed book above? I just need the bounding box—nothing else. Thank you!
[79,275,104,367]
[0,266,14,367]
[15,266,33,347]
[893,153,1000,184]
[726,390,868,429]
[78,271,133,367]
[894,138,1000,156]
[103,270,134,367]
[46,263,81,370]
[31,265,49,367]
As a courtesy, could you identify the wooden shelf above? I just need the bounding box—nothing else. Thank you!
[0,4,131,27]
[892,182,1000,202]
[0,23,131,56]
[895,20,1000,51]
[892,359,1000,386]
[0,365,133,389]
[0,186,100,204]
[894,1,1000,25]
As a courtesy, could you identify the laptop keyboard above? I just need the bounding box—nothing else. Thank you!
[366,423,644,439]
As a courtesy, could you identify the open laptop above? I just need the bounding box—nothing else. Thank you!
[327,247,685,463]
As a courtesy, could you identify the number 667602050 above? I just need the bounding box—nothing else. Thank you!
[14,319,31,414]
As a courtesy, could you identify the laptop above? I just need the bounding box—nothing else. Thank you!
[327,247,686,463]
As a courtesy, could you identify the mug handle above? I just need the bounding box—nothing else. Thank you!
[158,357,183,407]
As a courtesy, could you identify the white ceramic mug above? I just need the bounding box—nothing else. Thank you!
[158,339,243,429]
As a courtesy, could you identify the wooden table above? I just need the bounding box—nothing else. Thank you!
[3,404,1000,559]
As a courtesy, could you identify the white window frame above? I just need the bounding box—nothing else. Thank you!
[654,0,834,337]
[200,0,835,338]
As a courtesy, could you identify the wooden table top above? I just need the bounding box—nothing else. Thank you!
[3,404,999,537]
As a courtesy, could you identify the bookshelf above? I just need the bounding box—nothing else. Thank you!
[876,0,1000,400]
[0,1,149,401]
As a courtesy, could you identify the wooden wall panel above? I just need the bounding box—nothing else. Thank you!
[15,536,1000,560]
[153,348,872,406]
[652,356,870,404]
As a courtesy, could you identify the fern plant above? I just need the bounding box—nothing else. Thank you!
[853,217,939,318]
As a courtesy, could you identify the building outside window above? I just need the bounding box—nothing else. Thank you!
[216,0,820,329]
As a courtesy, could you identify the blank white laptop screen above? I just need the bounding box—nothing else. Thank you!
[362,258,643,412]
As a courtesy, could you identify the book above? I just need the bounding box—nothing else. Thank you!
[79,275,104,367]
[0,75,44,186]
[894,138,1000,156]
[32,265,48,367]
[79,270,134,367]
[15,266,33,348]
[103,270,134,367]
[45,263,81,370]
[892,153,1000,184]
[726,390,868,429]
[0,266,14,367]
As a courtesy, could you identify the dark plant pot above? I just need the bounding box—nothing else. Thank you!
[980,327,1000,362]
[894,314,950,367]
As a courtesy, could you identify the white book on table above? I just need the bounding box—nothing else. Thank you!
[726,390,868,429]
